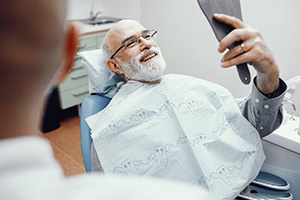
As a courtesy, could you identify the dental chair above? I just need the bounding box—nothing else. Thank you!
[79,49,294,199]
[80,94,111,172]
[78,49,122,172]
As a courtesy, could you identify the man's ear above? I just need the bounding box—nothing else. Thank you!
[107,59,124,75]
[58,23,79,82]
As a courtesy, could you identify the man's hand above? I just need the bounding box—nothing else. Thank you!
[214,13,279,94]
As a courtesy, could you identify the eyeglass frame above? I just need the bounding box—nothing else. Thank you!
[110,29,157,59]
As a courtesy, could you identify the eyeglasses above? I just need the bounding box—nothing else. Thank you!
[110,30,157,59]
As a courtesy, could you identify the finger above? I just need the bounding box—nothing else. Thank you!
[213,13,246,29]
[221,42,248,62]
[220,49,253,68]
[218,28,249,53]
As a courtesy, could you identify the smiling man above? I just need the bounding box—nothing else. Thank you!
[102,20,166,84]
[87,17,287,199]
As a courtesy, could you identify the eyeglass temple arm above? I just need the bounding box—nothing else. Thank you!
[110,45,125,59]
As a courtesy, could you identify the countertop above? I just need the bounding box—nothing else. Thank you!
[69,21,117,36]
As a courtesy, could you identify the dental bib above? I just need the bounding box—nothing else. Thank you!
[86,74,265,200]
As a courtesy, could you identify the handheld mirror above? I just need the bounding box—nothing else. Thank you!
[197,0,251,84]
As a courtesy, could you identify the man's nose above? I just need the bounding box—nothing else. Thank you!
[139,37,151,50]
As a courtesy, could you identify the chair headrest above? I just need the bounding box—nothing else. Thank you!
[78,49,124,98]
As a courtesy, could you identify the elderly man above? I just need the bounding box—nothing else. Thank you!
[87,15,286,200]
[0,0,211,199]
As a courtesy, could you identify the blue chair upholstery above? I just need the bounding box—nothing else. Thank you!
[80,94,111,172]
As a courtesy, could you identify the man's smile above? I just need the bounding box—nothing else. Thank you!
[140,52,157,63]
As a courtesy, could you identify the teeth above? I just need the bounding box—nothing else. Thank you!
[142,53,156,62]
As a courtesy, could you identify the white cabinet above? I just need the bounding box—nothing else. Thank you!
[58,32,106,109]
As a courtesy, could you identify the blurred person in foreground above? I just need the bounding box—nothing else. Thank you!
[0,0,210,200]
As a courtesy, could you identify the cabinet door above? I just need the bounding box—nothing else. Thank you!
[58,33,105,109]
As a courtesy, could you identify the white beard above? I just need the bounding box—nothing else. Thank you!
[116,46,166,82]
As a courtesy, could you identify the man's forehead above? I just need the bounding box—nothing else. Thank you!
[109,20,146,42]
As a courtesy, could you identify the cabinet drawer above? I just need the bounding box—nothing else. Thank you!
[78,37,98,52]
[72,55,83,69]
[59,67,88,92]
[96,35,105,46]
[59,85,89,109]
